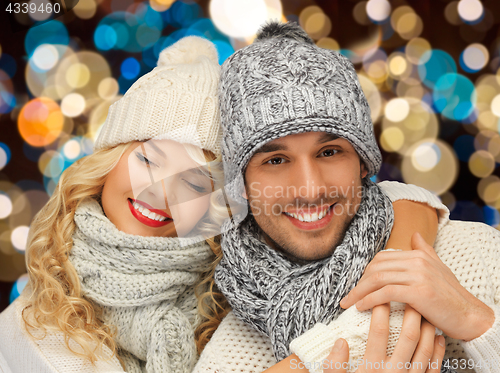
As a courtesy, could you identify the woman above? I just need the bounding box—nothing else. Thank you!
[0,36,232,373]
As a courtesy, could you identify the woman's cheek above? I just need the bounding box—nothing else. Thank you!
[172,195,211,236]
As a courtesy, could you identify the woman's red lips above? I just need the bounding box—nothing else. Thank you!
[128,198,173,228]
[131,198,171,218]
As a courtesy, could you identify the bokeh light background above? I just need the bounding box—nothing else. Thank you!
[1,0,500,311]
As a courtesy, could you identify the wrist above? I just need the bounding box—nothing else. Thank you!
[462,302,495,341]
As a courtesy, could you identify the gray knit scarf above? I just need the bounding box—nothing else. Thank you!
[215,179,394,361]
[69,199,214,373]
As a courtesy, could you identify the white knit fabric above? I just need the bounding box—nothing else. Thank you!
[0,293,124,373]
[194,182,500,373]
[94,36,222,156]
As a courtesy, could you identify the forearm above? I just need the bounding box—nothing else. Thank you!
[387,200,438,250]
[264,354,309,372]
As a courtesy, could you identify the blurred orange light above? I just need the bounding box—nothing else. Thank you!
[18,98,64,147]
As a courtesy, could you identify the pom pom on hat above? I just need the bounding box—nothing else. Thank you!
[157,36,219,66]
[256,21,314,44]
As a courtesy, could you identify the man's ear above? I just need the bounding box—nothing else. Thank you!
[360,161,368,179]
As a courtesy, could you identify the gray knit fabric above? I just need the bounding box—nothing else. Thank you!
[219,22,382,203]
[69,199,213,373]
[215,179,394,361]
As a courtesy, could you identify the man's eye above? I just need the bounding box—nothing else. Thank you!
[320,149,338,157]
[266,157,286,165]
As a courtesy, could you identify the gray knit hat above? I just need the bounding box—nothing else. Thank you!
[219,22,381,202]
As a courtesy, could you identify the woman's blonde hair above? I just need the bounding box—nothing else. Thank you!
[23,140,231,363]
[23,142,133,363]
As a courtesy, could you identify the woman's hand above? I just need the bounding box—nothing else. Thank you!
[324,303,445,373]
[340,233,494,341]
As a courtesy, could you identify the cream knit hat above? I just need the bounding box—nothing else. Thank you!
[94,36,222,156]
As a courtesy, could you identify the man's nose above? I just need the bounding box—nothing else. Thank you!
[289,158,327,200]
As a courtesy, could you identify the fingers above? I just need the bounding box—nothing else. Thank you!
[354,285,410,312]
[364,303,391,361]
[324,339,349,373]
[391,304,422,366]
[340,252,433,309]
[409,319,439,373]
[411,233,438,259]
[425,336,446,373]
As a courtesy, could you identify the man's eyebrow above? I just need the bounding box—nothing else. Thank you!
[253,143,288,154]
[317,133,339,144]
[143,141,167,158]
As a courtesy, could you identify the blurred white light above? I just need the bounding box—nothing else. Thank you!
[491,94,500,117]
[32,44,59,71]
[412,142,441,171]
[462,43,488,71]
[15,274,29,294]
[0,194,13,219]
[61,93,86,117]
[63,139,82,159]
[29,0,53,21]
[11,226,30,252]
[0,148,7,170]
[384,98,410,122]
[210,0,282,38]
[458,0,484,23]
[366,0,391,22]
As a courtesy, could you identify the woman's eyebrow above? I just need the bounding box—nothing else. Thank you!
[144,142,167,158]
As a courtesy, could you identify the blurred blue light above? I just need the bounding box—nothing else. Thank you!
[0,91,16,114]
[187,18,231,42]
[450,200,484,222]
[136,3,163,29]
[25,21,69,57]
[0,54,17,79]
[162,1,202,28]
[94,25,118,50]
[433,73,476,121]
[121,57,141,80]
[453,135,475,162]
[97,12,141,52]
[418,50,457,89]
[118,75,136,94]
[9,275,29,304]
[484,206,500,227]
[213,40,234,64]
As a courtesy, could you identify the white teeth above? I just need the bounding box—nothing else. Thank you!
[285,206,331,223]
[131,201,168,221]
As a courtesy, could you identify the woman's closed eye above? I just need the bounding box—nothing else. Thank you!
[183,179,209,193]
[136,152,159,168]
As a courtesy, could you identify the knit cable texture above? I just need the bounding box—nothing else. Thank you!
[218,22,381,203]
[69,198,214,373]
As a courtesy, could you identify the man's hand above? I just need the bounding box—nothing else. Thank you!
[339,232,494,341]
[324,304,445,373]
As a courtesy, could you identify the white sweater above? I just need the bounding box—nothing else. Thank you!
[0,181,479,373]
[194,182,500,373]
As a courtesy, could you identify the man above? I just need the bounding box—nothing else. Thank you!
[194,22,500,373]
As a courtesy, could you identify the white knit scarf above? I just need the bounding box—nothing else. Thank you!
[69,199,214,373]
[215,179,394,361]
